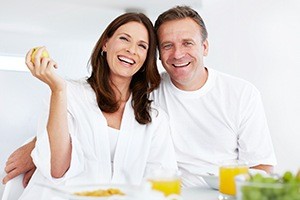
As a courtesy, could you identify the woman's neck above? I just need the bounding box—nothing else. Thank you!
[110,77,131,102]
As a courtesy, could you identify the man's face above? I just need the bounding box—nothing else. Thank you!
[157,18,209,90]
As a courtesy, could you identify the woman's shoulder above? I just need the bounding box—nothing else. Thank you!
[66,78,89,91]
[66,77,88,87]
[65,78,93,100]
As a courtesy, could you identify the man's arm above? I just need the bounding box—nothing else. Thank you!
[2,137,37,187]
[250,164,274,174]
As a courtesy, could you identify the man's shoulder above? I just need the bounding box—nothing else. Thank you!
[210,68,260,96]
[211,68,256,87]
[150,103,168,118]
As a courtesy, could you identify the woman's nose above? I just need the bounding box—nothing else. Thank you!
[126,43,137,55]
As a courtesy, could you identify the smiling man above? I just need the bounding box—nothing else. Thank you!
[157,17,208,91]
[151,6,277,187]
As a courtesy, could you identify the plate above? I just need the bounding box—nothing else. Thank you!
[36,182,171,200]
[36,183,138,199]
[199,174,219,190]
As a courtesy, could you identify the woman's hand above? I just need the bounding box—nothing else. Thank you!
[25,47,66,92]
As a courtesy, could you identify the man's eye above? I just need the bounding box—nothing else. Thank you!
[162,44,172,50]
[184,42,193,46]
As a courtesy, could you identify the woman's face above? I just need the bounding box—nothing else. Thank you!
[103,21,149,82]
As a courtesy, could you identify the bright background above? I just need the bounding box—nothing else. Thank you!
[1,0,300,187]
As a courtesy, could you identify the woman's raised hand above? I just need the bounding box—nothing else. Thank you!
[25,47,66,92]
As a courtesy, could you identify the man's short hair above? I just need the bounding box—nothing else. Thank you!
[154,5,208,42]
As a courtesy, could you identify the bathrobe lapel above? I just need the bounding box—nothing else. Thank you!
[84,84,112,182]
[111,96,136,184]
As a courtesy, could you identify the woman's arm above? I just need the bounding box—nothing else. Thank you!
[47,89,71,178]
[26,47,71,178]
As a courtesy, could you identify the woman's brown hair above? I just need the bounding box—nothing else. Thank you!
[87,12,160,124]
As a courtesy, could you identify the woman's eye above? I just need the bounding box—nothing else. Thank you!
[139,44,147,50]
[120,36,128,41]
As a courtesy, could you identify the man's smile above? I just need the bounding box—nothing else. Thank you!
[172,62,191,68]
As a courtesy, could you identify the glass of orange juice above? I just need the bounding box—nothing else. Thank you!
[148,169,181,197]
[219,161,248,200]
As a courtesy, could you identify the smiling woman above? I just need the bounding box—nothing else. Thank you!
[7,12,177,200]
[101,21,149,85]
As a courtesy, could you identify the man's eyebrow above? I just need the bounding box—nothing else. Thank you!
[160,41,172,45]
[182,38,194,42]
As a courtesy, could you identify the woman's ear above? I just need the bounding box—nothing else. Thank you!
[102,39,108,52]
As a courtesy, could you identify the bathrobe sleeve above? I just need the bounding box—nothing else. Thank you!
[144,106,178,178]
[31,84,85,184]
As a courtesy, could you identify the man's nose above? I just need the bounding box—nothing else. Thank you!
[172,46,185,59]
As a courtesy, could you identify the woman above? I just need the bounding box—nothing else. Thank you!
[19,13,177,199]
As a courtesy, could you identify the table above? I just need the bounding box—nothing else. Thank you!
[182,187,219,200]
[37,185,221,200]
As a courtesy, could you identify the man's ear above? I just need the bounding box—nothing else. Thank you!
[203,39,209,56]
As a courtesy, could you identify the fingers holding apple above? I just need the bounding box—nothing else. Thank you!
[25,46,65,92]
[26,46,55,67]
[26,46,55,75]
[31,47,49,62]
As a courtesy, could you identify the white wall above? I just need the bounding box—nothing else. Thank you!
[0,71,47,169]
[200,0,300,173]
[0,0,300,176]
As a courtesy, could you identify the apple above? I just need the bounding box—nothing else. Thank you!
[31,47,49,62]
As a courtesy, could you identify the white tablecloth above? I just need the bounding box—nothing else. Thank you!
[182,187,219,200]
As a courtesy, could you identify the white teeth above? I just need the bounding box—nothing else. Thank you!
[173,62,190,67]
[118,56,135,64]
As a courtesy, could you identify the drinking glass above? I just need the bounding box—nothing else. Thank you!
[148,169,181,197]
[219,161,248,200]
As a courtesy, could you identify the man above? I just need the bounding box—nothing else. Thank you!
[151,6,276,186]
[2,6,276,187]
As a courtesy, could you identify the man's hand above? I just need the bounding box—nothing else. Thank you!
[2,138,37,187]
[250,164,274,174]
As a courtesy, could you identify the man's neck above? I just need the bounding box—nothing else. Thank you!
[171,67,208,91]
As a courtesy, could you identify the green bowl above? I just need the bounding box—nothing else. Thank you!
[235,175,300,200]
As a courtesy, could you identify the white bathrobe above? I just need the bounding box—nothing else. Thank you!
[19,79,177,199]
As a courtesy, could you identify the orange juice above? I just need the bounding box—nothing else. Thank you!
[150,179,181,196]
[219,165,248,195]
